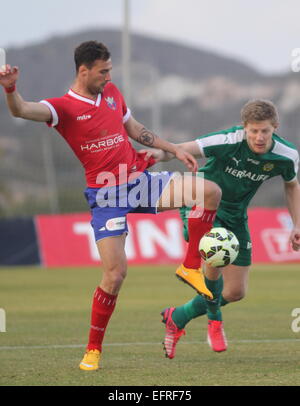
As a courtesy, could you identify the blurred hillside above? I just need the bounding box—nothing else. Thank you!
[0,29,300,216]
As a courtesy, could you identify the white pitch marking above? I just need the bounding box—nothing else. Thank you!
[0,338,299,351]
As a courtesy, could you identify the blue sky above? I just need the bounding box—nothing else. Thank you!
[1,0,299,73]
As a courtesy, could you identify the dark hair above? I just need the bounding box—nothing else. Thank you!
[241,99,279,127]
[74,41,110,72]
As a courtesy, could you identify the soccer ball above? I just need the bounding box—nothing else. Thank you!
[199,227,239,267]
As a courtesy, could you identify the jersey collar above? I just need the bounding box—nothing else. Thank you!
[68,89,101,107]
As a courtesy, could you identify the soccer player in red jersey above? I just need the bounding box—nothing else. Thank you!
[0,41,221,370]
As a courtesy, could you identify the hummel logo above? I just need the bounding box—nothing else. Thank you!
[77,114,92,121]
[232,157,241,166]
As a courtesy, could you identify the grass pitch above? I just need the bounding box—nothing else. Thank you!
[0,264,300,386]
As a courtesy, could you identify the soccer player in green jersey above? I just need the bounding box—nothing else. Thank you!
[143,99,300,358]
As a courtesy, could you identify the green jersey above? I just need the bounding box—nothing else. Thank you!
[196,126,299,225]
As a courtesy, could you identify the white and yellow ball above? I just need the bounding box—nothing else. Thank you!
[199,227,239,267]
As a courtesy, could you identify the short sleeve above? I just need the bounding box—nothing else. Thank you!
[272,139,299,182]
[120,92,131,123]
[39,97,64,128]
[196,127,244,158]
[281,153,299,182]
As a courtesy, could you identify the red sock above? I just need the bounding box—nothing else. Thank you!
[183,206,217,269]
[87,286,117,352]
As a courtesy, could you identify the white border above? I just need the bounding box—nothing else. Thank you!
[196,129,244,158]
[39,100,59,127]
[272,140,299,176]
[123,108,131,123]
[68,89,99,105]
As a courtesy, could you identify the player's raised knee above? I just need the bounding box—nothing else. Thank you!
[204,180,222,208]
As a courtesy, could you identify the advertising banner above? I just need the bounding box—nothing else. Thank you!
[35,208,300,267]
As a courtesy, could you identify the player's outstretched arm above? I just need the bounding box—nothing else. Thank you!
[284,179,300,251]
[175,141,204,158]
[125,116,199,172]
[138,141,203,163]
[137,148,174,162]
[0,64,51,122]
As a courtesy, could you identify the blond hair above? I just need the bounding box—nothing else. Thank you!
[241,99,279,127]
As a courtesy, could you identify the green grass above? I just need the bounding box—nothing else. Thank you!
[0,264,300,386]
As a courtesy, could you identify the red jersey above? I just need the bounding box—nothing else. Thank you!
[40,83,155,187]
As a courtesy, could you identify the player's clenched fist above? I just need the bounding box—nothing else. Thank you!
[0,64,19,90]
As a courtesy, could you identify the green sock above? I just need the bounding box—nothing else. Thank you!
[172,295,207,329]
[220,296,229,307]
[205,276,224,321]
[171,276,228,328]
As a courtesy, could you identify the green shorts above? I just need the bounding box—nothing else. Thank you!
[180,207,252,267]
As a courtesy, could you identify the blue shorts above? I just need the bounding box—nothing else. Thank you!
[84,170,174,242]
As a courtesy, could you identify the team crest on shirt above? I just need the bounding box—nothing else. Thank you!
[105,96,117,110]
[263,163,274,172]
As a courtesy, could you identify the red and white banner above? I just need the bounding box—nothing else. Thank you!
[35,208,300,267]
[36,211,187,267]
[249,208,300,263]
